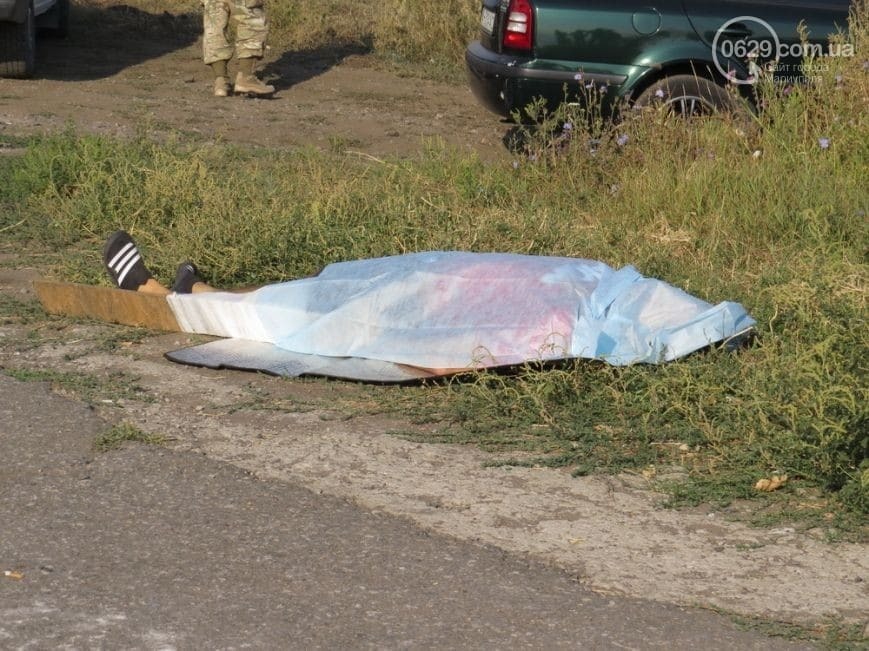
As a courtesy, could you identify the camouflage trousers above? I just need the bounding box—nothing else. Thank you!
[202,0,268,64]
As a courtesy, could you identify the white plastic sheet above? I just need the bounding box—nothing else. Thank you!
[167,252,755,370]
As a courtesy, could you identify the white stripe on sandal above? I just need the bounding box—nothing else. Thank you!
[116,253,141,288]
[108,241,136,269]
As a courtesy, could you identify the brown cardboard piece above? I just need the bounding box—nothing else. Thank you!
[33,280,181,331]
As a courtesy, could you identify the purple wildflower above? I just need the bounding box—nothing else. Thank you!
[574,72,583,81]
[818,137,831,150]
[616,134,629,147]
[655,88,666,99]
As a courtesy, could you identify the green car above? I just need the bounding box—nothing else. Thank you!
[466,0,853,118]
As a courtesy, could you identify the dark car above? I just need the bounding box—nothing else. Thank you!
[466,0,852,118]
[0,0,69,78]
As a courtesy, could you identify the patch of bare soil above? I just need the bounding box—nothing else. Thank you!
[0,4,506,158]
[0,3,866,634]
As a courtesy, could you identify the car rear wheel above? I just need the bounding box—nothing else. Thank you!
[634,74,737,116]
[0,0,36,78]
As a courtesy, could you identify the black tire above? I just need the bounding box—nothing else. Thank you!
[40,0,70,38]
[0,0,36,78]
[634,74,737,116]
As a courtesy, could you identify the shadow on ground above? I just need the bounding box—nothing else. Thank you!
[32,4,372,90]
[33,4,200,80]
[262,38,373,92]
[27,5,372,90]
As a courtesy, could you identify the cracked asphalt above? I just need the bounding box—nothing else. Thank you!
[0,374,812,649]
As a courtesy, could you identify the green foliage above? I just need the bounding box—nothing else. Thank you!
[720,610,868,649]
[265,0,377,51]
[0,293,46,324]
[371,0,478,73]
[3,368,153,406]
[4,2,867,522]
[94,422,167,452]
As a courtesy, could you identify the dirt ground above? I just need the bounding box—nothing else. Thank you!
[0,3,867,635]
[0,4,506,159]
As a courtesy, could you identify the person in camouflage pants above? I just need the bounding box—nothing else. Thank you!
[202,0,275,97]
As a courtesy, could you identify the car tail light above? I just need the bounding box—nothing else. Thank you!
[503,0,534,52]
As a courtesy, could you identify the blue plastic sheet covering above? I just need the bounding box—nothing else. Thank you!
[166,252,755,371]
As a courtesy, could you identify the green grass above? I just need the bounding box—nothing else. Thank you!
[3,368,154,406]
[2,2,866,528]
[714,609,868,650]
[94,421,167,452]
[0,293,46,324]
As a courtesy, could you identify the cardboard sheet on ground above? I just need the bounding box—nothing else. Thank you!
[158,252,755,381]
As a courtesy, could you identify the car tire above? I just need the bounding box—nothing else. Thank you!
[634,74,737,116]
[0,0,36,78]
[41,0,70,38]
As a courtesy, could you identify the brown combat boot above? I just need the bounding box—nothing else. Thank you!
[234,57,274,96]
[213,76,230,97]
[210,60,230,97]
[234,72,274,95]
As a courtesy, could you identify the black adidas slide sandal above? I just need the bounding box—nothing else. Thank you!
[103,230,153,291]
[172,261,203,294]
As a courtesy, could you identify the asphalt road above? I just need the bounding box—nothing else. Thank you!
[0,374,811,650]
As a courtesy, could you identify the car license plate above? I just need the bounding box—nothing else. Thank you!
[480,7,496,34]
